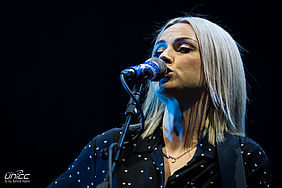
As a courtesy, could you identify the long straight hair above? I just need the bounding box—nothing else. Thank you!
[141,16,247,145]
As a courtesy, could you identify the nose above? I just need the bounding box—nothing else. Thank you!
[159,50,174,64]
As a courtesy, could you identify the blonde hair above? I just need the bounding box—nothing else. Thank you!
[141,16,247,145]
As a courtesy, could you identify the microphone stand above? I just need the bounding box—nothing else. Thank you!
[97,74,145,188]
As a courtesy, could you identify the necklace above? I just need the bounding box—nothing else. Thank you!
[163,145,197,163]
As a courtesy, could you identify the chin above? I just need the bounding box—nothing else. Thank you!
[156,82,179,98]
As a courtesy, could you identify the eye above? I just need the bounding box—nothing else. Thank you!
[155,51,163,57]
[178,46,192,54]
[154,47,165,57]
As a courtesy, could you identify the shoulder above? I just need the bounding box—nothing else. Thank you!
[220,134,271,187]
[95,125,140,148]
[239,136,271,186]
[95,127,123,144]
[223,134,269,165]
[47,127,134,187]
[239,136,270,168]
[93,126,141,163]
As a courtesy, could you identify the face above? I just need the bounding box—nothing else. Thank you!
[153,23,205,102]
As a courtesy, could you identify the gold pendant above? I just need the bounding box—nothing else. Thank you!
[171,158,176,163]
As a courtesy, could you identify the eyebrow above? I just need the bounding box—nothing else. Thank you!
[156,37,198,47]
[155,40,166,46]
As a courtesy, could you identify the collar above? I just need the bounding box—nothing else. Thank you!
[194,132,216,159]
[133,126,163,153]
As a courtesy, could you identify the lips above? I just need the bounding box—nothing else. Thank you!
[164,67,173,78]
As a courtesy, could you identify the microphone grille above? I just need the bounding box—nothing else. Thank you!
[147,58,167,81]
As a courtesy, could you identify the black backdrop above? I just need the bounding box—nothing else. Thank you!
[2,0,279,187]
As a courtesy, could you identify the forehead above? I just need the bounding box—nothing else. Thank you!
[158,23,197,43]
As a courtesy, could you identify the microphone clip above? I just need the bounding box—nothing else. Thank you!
[125,91,141,116]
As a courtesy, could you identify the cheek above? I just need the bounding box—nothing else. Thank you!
[176,57,203,84]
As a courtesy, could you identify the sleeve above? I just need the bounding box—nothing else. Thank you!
[47,137,97,188]
[241,137,271,188]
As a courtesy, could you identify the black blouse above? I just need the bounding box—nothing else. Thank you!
[47,126,271,188]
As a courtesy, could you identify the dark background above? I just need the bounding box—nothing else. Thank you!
[1,0,279,187]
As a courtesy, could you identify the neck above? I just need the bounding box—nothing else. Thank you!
[162,92,209,152]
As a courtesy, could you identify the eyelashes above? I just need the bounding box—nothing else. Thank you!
[154,47,166,57]
[153,43,167,57]
[153,45,192,57]
[153,37,197,57]
[178,47,192,53]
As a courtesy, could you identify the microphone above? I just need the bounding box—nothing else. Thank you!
[121,58,167,81]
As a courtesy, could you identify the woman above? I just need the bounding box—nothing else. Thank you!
[48,16,271,188]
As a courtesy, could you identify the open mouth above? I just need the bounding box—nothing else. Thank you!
[164,67,173,78]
